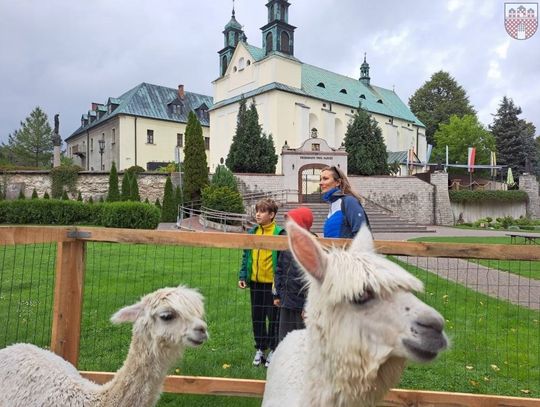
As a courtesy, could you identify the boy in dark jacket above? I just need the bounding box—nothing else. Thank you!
[238,198,283,367]
[273,206,314,343]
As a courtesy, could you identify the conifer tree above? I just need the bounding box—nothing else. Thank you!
[107,161,120,202]
[161,176,176,222]
[43,191,50,199]
[77,191,83,201]
[226,99,277,173]
[183,111,208,203]
[18,190,26,199]
[31,189,38,199]
[88,196,94,204]
[490,96,533,175]
[130,174,140,201]
[154,198,161,210]
[345,107,389,175]
[62,190,69,200]
[212,165,238,191]
[121,172,131,201]
[7,107,54,167]
[174,185,183,209]
[409,71,476,146]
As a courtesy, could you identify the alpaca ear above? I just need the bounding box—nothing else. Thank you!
[110,302,144,324]
[287,219,326,282]
[348,224,374,254]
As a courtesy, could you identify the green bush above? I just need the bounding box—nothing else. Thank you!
[100,202,160,229]
[211,165,238,191]
[449,190,528,204]
[202,185,244,214]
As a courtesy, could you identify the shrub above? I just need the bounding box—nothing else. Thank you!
[18,190,26,200]
[31,189,38,199]
[121,172,131,201]
[161,176,176,222]
[50,164,81,199]
[107,161,120,202]
[211,165,238,191]
[202,185,244,214]
[100,202,160,229]
[43,191,50,199]
[0,199,94,225]
[449,190,528,204]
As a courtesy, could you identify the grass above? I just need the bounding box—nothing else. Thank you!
[0,240,539,406]
[410,236,540,280]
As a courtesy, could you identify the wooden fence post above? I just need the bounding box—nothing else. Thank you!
[50,240,86,366]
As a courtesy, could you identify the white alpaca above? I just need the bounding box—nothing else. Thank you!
[0,285,208,407]
[263,222,448,407]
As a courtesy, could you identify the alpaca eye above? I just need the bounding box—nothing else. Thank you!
[158,311,176,321]
[352,290,374,306]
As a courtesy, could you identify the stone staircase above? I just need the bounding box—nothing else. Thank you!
[276,202,432,235]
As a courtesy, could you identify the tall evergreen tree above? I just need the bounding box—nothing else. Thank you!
[120,172,131,201]
[130,173,140,201]
[7,107,54,167]
[344,107,389,175]
[490,96,532,175]
[409,71,476,146]
[161,176,177,222]
[226,99,277,173]
[107,161,120,202]
[183,111,208,203]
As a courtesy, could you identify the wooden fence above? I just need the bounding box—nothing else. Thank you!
[1,225,539,407]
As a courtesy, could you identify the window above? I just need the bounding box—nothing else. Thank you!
[317,82,326,88]
[266,32,273,54]
[177,133,183,147]
[238,57,245,70]
[90,138,94,152]
[360,94,366,99]
[147,129,154,144]
[340,88,347,94]
[280,31,290,53]
[112,128,116,145]
[377,99,383,104]
[204,137,210,150]
[221,55,228,76]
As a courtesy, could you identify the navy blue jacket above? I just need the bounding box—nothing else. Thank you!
[323,188,369,238]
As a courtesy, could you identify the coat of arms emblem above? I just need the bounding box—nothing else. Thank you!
[504,3,538,39]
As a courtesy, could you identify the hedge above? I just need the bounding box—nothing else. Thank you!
[0,199,159,229]
[449,190,528,204]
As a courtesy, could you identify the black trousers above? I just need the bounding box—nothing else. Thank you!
[278,307,305,343]
[249,282,279,351]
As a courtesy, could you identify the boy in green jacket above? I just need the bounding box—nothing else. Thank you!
[238,198,283,367]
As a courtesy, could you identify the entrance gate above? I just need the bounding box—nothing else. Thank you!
[298,164,326,203]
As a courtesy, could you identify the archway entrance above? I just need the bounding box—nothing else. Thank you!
[298,164,326,203]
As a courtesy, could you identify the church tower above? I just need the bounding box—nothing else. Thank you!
[218,4,245,76]
[260,0,296,56]
[359,53,371,86]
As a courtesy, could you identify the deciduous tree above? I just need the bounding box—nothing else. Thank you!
[409,71,476,146]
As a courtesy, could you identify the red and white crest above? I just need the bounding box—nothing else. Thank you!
[505,3,538,40]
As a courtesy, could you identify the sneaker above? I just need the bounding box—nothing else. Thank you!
[252,349,265,366]
[264,350,274,368]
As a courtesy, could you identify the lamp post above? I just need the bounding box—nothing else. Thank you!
[98,138,105,170]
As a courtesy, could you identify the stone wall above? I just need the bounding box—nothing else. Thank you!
[349,176,436,225]
[451,201,526,223]
[519,174,540,218]
[0,171,168,203]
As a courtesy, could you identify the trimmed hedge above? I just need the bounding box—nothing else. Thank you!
[202,185,244,214]
[449,190,528,204]
[100,202,160,229]
[0,199,159,229]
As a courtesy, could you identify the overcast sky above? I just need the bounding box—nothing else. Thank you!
[1,0,539,145]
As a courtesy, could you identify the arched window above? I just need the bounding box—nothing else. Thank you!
[238,57,245,70]
[317,82,326,88]
[221,55,228,76]
[377,99,383,104]
[266,32,273,54]
[359,94,366,99]
[280,31,290,53]
[339,88,347,94]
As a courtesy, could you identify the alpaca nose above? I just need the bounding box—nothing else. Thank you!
[194,323,208,339]
[415,314,444,334]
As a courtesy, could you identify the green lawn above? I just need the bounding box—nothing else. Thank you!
[410,236,540,280]
[0,241,539,406]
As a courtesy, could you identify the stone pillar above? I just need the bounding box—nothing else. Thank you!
[53,146,61,167]
[519,173,540,219]
[430,171,454,225]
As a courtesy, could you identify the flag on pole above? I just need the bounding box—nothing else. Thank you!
[490,151,497,177]
[468,147,476,173]
[425,144,433,164]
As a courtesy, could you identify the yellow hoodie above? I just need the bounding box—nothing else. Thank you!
[251,222,276,283]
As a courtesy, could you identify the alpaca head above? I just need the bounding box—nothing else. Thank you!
[111,285,208,350]
[287,221,448,369]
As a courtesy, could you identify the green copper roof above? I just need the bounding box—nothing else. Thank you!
[218,43,423,126]
[301,63,423,126]
[67,82,213,140]
[225,15,242,31]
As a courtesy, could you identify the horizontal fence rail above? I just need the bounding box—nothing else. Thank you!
[1,225,540,407]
